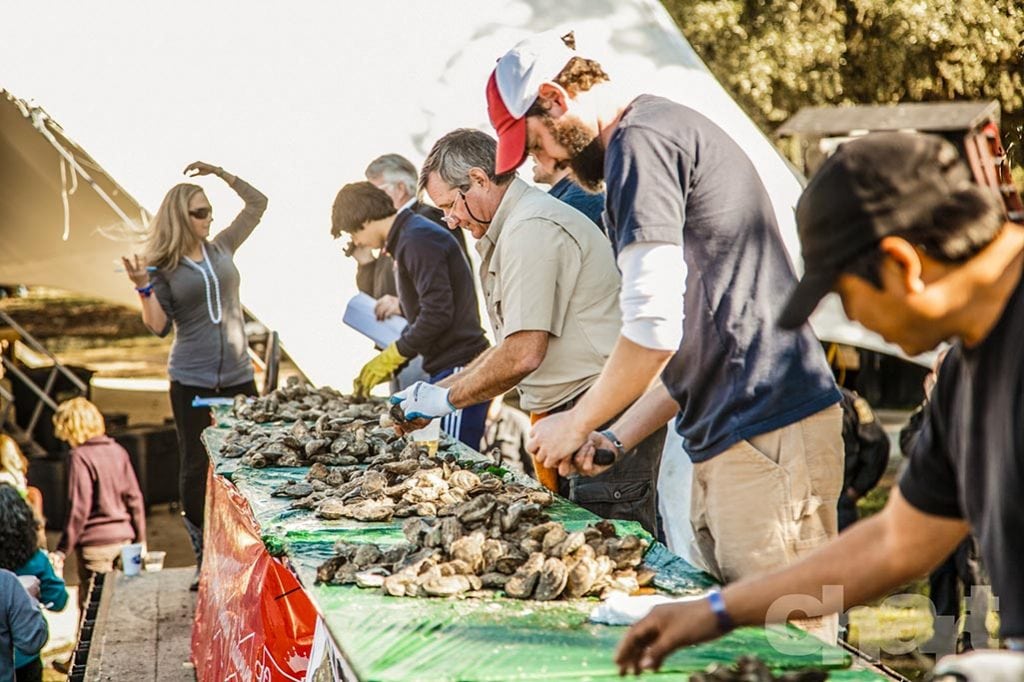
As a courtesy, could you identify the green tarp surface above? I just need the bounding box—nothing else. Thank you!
[203,420,889,681]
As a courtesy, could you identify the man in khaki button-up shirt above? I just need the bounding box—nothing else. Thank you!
[392,128,665,534]
[476,175,619,413]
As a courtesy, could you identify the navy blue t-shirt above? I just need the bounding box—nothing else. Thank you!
[549,176,605,234]
[603,95,839,461]
[899,273,1024,638]
[386,209,489,374]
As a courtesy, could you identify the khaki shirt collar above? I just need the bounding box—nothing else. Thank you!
[475,178,529,266]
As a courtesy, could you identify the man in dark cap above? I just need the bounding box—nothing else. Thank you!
[615,131,1024,676]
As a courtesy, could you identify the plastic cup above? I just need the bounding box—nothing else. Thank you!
[144,550,166,572]
[121,543,144,576]
[410,418,441,455]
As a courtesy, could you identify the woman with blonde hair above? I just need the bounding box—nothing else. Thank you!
[0,433,29,493]
[0,433,47,548]
[121,161,266,588]
[51,397,145,606]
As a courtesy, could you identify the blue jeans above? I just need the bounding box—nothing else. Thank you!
[430,366,491,451]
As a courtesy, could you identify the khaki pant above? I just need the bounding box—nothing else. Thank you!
[76,542,129,610]
[691,403,843,642]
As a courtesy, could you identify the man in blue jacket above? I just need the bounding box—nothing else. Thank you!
[332,182,491,448]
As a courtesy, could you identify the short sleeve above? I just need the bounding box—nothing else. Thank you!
[150,273,174,336]
[604,125,689,255]
[898,375,963,518]
[496,219,581,339]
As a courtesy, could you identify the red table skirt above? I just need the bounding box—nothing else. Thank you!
[191,471,318,681]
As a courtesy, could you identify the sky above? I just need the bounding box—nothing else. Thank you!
[1,0,821,386]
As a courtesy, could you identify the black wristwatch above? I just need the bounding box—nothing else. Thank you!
[599,429,627,462]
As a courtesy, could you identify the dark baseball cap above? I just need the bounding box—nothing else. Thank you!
[778,132,972,329]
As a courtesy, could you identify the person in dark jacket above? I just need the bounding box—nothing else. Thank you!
[51,398,146,608]
[0,569,47,682]
[358,154,460,391]
[837,387,890,531]
[331,181,491,448]
[358,154,462,309]
[0,484,68,682]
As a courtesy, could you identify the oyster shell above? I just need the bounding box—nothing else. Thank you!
[272,481,314,498]
[449,531,485,573]
[533,557,569,601]
[564,555,600,598]
[354,567,389,588]
[421,574,474,597]
[504,552,545,599]
[456,494,497,525]
[317,498,348,520]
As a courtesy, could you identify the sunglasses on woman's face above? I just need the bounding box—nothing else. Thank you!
[189,207,212,220]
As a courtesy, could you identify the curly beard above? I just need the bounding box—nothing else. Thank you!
[540,113,606,193]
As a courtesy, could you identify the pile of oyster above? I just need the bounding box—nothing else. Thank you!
[316,505,652,601]
[274,443,547,522]
[233,376,388,423]
[690,656,827,681]
[221,408,411,468]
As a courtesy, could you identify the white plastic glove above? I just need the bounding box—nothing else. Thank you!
[390,381,455,421]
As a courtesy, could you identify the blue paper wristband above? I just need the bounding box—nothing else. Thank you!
[707,589,735,633]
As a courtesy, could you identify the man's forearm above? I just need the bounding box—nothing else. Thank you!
[447,360,528,408]
[446,332,547,408]
[609,382,678,450]
[724,491,969,628]
[435,347,493,389]
[572,336,674,434]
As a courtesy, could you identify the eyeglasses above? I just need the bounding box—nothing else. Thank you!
[189,207,212,220]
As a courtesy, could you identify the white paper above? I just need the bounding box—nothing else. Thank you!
[588,592,707,626]
[343,292,408,349]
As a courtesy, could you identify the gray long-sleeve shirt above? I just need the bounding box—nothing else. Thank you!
[0,569,48,680]
[151,177,268,389]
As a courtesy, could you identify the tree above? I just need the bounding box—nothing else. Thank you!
[662,0,1024,131]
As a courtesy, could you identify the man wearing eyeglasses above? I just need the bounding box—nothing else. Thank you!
[390,128,665,535]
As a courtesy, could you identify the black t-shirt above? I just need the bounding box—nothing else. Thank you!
[899,274,1024,637]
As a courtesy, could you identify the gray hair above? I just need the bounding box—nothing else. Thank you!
[418,128,516,193]
[365,154,418,197]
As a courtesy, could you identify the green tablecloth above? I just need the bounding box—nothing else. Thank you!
[203,422,888,681]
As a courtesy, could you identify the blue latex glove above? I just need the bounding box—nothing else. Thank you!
[390,381,456,421]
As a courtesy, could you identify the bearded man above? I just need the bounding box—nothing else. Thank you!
[487,32,843,640]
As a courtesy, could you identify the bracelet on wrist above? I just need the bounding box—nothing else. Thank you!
[707,588,735,634]
[599,429,626,461]
[136,282,154,297]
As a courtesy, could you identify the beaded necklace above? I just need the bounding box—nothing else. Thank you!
[182,243,223,325]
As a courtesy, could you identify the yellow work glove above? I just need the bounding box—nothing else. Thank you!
[353,342,408,398]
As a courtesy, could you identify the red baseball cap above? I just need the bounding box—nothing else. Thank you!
[487,31,576,174]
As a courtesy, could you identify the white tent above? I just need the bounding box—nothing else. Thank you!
[0,0,923,387]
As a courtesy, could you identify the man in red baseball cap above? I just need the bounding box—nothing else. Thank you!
[487,33,844,643]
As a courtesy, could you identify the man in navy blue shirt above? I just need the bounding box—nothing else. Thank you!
[331,181,491,448]
[488,31,842,626]
[532,160,605,233]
